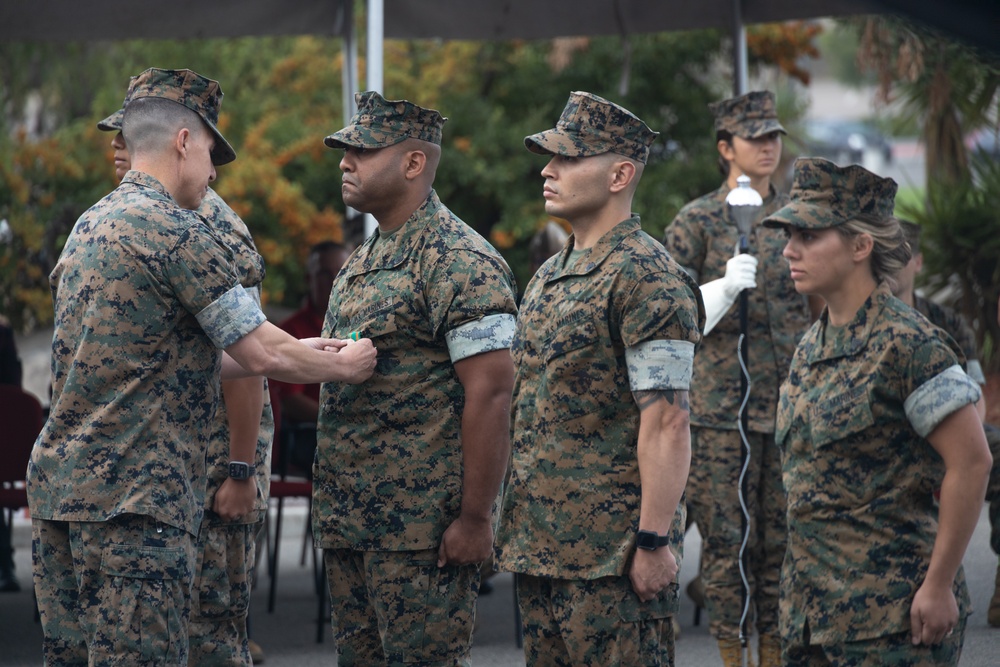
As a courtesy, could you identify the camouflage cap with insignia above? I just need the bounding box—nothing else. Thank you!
[710,90,786,139]
[763,158,897,230]
[96,76,137,133]
[324,91,446,150]
[524,91,658,164]
[123,67,236,166]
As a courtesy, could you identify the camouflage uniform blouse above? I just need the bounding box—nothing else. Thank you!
[313,190,517,551]
[776,283,981,644]
[198,188,276,526]
[28,171,266,535]
[914,295,986,385]
[664,183,810,432]
[495,217,703,580]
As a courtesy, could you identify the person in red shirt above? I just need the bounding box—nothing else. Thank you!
[273,241,352,473]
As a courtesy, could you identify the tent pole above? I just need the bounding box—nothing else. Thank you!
[732,0,748,96]
[362,0,384,238]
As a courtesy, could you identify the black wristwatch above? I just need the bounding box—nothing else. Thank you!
[228,461,256,480]
[636,530,670,551]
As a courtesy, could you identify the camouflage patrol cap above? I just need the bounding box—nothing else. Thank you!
[524,91,658,164]
[710,91,786,139]
[97,75,139,132]
[763,158,897,230]
[324,91,446,150]
[124,67,236,166]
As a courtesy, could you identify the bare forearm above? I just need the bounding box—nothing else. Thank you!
[459,391,512,521]
[924,404,992,588]
[221,376,264,463]
[454,349,515,522]
[224,322,375,385]
[635,390,691,535]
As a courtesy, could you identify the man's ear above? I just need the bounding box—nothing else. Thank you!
[609,160,637,193]
[175,127,191,158]
[403,149,427,181]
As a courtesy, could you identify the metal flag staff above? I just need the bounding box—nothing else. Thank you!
[725,174,762,667]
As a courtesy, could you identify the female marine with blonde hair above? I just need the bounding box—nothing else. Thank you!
[764,158,991,666]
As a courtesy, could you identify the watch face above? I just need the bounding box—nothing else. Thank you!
[637,531,656,550]
[229,462,251,480]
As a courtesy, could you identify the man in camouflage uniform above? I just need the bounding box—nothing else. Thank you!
[765,158,990,665]
[315,91,518,666]
[97,73,275,666]
[894,219,1000,628]
[494,91,704,666]
[662,90,813,666]
[28,68,376,666]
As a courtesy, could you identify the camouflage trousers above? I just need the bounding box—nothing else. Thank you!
[986,423,1000,554]
[782,617,965,666]
[516,572,676,667]
[324,547,480,666]
[686,427,786,639]
[33,514,195,666]
[188,514,261,666]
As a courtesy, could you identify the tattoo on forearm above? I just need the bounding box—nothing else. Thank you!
[633,389,690,412]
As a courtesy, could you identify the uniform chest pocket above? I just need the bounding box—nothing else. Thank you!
[808,385,874,449]
[545,316,600,362]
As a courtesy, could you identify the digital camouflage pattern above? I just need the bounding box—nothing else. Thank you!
[495,216,703,581]
[33,513,195,666]
[914,295,985,385]
[96,80,132,131]
[324,90,446,149]
[777,283,981,646]
[517,573,676,666]
[663,182,807,640]
[324,548,479,665]
[524,91,659,164]
[911,295,1000,556]
[27,170,266,536]
[312,190,517,551]
[663,183,810,432]
[709,90,786,139]
[188,190,274,665]
[124,67,236,165]
[783,619,966,667]
[189,522,257,666]
[197,188,272,525]
[763,158,897,230]
[688,428,785,639]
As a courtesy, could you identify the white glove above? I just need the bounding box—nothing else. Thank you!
[700,253,758,335]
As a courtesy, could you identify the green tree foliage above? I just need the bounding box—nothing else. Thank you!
[898,154,1000,372]
[2,25,813,328]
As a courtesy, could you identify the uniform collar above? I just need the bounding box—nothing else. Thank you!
[121,170,175,203]
[547,216,642,281]
[346,190,441,276]
[807,282,892,364]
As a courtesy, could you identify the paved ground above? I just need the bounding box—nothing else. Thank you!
[1,503,997,666]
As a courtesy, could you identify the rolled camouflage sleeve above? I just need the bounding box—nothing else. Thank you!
[196,285,267,349]
[445,313,515,362]
[626,339,695,391]
[904,364,982,438]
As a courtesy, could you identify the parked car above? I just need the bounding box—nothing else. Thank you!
[800,118,893,165]
[966,127,1000,161]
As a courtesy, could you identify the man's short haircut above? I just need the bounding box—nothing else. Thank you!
[123,97,209,157]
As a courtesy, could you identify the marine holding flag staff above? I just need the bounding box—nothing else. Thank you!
[662,90,815,667]
[765,158,991,666]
